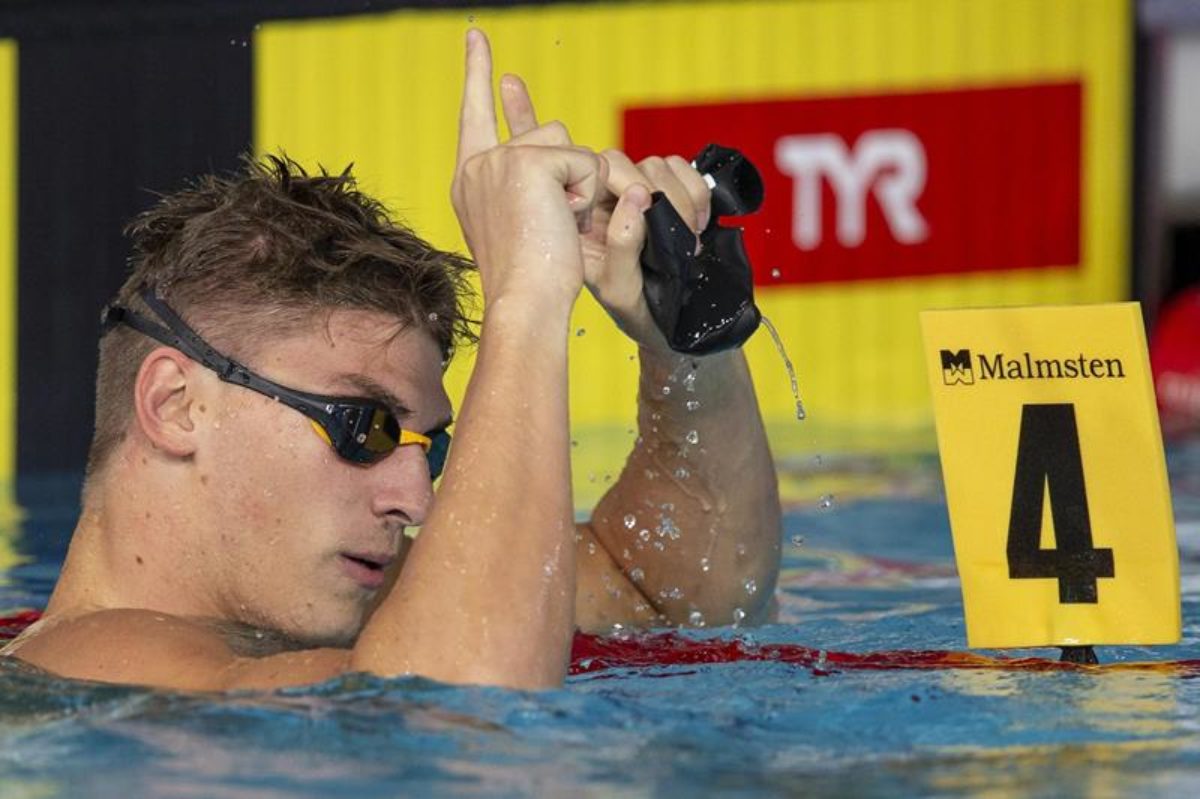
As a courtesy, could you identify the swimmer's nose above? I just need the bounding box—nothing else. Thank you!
[370,441,435,526]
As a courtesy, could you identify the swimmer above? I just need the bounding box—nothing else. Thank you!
[1,30,781,690]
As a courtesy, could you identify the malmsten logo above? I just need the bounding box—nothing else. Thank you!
[939,349,1126,386]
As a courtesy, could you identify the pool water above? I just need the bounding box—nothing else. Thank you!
[1,438,1199,798]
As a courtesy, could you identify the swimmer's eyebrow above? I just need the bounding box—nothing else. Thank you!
[331,373,454,431]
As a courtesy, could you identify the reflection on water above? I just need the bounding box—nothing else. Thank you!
[0,440,1198,797]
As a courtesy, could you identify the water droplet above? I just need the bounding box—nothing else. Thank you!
[689,610,706,627]
[744,578,758,595]
[638,529,651,542]
[428,311,439,322]
[686,400,701,412]
[685,430,700,445]
[623,513,637,529]
[791,534,806,546]
[683,372,697,392]
[661,385,672,396]
[700,556,711,572]
[629,567,644,583]
[653,540,665,551]
[732,607,746,625]
[771,268,782,279]
[818,494,835,511]
[576,328,586,336]
[674,467,690,480]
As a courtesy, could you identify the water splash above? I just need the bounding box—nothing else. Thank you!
[759,316,806,421]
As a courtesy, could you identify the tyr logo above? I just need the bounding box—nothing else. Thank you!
[775,129,930,250]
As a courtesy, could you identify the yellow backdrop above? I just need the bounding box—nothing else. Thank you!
[255,0,1130,501]
[1,39,16,518]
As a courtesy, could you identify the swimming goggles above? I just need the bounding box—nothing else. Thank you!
[101,286,450,478]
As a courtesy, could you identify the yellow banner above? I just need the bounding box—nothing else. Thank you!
[922,304,1179,648]
[0,39,16,519]
[256,0,1131,457]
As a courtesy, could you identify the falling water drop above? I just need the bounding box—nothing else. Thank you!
[760,315,806,421]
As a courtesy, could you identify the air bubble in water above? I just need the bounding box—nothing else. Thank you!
[629,567,644,583]
[689,610,706,627]
[674,467,689,480]
[818,494,835,511]
[791,534,806,546]
[428,312,439,322]
[638,529,651,542]
[576,328,586,337]
[661,385,671,396]
[732,607,746,625]
[623,514,636,529]
[771,268,782,279]
[686,400,701,412]
[683,372,697,392]
[744,578,758,595]
[685,430,699,445]
[700,556,711,572]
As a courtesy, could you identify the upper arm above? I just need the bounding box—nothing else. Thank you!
[573,522,664,632]
[8,610,351,692]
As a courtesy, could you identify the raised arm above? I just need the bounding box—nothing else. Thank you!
[566,149,782,630]
[350,30,604,687]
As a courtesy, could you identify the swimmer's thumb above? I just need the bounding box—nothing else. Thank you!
[605,183,651,269]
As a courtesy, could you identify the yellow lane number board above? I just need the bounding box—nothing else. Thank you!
[921,304,1179,649]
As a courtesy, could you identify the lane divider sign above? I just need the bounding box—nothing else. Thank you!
[921,304,1180,649]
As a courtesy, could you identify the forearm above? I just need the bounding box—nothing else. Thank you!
[592,346,781,624]
[352,297,576,687]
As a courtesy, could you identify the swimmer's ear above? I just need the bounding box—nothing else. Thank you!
[132,347,199,458]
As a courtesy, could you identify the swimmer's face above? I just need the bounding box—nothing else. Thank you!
[194,309,451,646]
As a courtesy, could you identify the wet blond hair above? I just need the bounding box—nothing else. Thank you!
[86,154,476,481]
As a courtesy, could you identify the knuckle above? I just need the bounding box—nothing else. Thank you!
[666,154,693,172]
[639,155,668,174]
[542,120,569,140]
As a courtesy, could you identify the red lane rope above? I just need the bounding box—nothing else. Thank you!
[5,611,1196,677]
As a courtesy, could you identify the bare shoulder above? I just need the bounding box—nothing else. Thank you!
[5,609,350,692]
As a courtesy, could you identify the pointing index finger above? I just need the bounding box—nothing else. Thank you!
[456,29,499,169]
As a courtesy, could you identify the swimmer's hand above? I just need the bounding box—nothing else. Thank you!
[496,76,712,356]
[451,29,607,312]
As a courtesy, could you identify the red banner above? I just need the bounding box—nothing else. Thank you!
[623,82,1082,285]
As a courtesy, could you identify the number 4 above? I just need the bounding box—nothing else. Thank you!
[1006,403,1114,603]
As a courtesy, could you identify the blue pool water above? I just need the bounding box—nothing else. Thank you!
[2,438,1199,797]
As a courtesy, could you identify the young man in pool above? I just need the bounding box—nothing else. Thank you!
[2,30,781,690]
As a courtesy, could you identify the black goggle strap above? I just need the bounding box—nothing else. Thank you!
[101,287,357,444]
[102,286,448,473]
